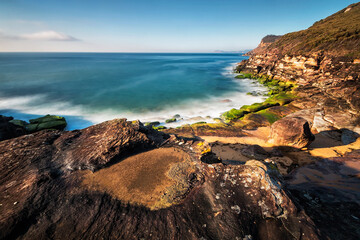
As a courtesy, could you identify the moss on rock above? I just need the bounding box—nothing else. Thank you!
[153,126,167,130]
[9,119,28,128]
[165,118,177,123]
[145,121,160,127]
[27,114,67,132]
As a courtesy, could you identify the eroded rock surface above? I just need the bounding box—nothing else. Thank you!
[0,119,321,240]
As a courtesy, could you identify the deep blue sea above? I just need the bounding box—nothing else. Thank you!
[0,53,266,130]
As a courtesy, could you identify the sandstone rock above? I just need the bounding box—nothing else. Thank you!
[268,117,315,148]
[0,118,320,240]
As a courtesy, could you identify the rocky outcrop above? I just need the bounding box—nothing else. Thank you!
[26,114,67,133]
[0,119,322,240]
[246,35,282,56]
[268,117,315,148]
[237,53,360,87]
[0,114,68,142]
[0,115,26,141]
[236,3,360,137]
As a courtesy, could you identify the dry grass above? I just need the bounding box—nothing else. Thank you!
[268,2,360,58]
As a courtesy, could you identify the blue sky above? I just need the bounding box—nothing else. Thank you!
[0,0,356,52]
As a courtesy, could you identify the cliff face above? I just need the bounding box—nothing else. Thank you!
[238,53,360,85]
[240,2,360,80]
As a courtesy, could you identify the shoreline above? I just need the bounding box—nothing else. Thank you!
[2,3,360,239]
[0,69,295,136]
[0,59,269,131]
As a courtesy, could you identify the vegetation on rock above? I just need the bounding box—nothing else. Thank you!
[222,73,297,122]
[144,121,160,127]
[26,114,67,132]
[165,118,177,123]
[265,2,360,58]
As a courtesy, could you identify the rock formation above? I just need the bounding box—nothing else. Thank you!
[0,115,26,141]
[236,2,360,137]
[268,117,315,148]
[0,119,320,240]
[1,2,360,240]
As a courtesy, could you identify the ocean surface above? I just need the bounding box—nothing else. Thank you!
[0,53,266,130]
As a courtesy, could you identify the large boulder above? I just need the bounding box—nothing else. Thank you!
[268,117,315,148]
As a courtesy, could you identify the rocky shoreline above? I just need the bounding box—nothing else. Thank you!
[1,3,360,239]
[1,63,359,239]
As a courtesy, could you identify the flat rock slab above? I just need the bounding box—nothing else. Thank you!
[81,147,195,210]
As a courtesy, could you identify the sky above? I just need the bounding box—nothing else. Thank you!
[0,0,357,52]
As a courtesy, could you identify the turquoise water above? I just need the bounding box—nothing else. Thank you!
[0,53,266,130]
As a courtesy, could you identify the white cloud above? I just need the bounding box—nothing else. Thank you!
[21,31,79,41]
[0,30,79,41]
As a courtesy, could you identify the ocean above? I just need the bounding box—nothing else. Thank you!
[0,52,266,130]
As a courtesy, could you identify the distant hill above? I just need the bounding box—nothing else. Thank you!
[253,2,360,59]
[213,50,251,54]
[246,35,282,55]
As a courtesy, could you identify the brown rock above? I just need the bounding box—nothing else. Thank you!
[0,118,320,240]
[268,117,315,148]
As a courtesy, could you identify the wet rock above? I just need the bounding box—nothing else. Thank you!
[268,117,315,148]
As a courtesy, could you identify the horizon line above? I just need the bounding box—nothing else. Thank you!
[0,51,251,54]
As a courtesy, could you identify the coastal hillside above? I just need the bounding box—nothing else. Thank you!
[246,35,282,55]
[254,2,360,58]
[238,2,360,90]
[1,2,360,240]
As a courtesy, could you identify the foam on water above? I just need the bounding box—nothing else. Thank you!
[0,91,265,129]
[0,70,266,130]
